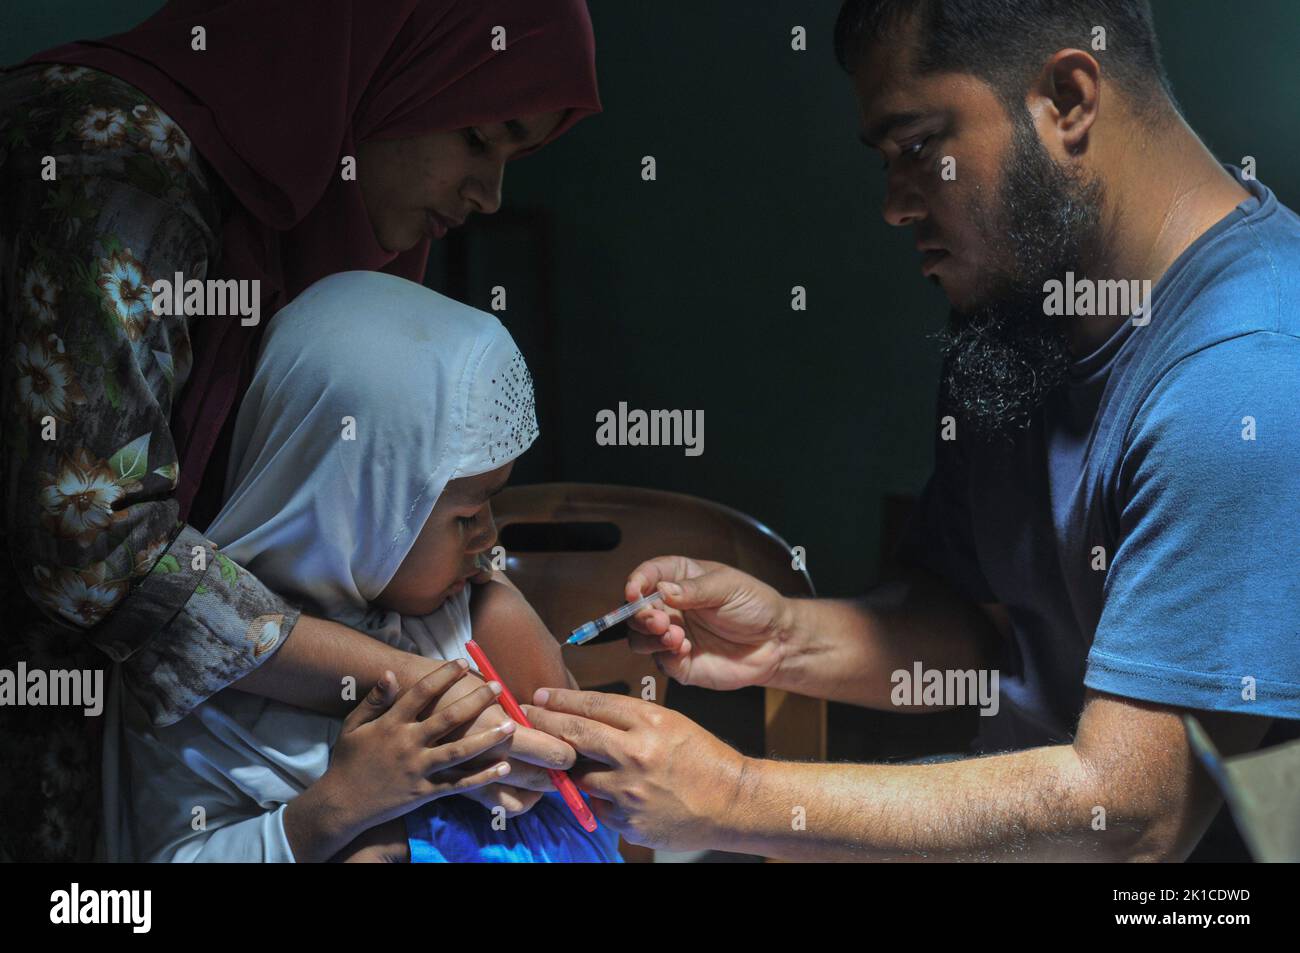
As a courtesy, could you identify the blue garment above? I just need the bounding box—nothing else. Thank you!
[405,791,624,863]
[897,165,1300,751]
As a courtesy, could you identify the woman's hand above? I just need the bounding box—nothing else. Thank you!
[284,662,513,862]
[624,556,794,691]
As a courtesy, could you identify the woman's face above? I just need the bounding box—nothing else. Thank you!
[357,111,566,252]
[374,460,515,615]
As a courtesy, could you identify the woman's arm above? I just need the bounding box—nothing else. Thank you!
[0,69,308,729]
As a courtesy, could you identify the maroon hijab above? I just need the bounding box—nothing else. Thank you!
[28,0,601,525]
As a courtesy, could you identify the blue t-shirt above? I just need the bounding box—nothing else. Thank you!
[897,164,1300,751]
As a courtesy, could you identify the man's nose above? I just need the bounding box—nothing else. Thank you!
[881,171,927,228]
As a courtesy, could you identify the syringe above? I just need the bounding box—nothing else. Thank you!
[566,590,666,645]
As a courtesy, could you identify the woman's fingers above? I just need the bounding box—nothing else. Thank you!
[419,682,503,744]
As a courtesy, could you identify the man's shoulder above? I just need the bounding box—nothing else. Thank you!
[1170,197,1300,334]
[1122,327,1300,464]
[1115,190,1300,427]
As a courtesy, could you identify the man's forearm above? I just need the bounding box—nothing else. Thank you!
[768,568,1002,708]
[231,612,436,716]
[720,745,1150,862]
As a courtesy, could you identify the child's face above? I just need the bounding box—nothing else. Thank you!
[373,460,514,615]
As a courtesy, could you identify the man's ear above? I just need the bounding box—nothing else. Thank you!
[1034,48,1100,155]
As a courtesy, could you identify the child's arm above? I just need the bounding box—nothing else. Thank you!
[468,572,577,700]
[409,577,575,820]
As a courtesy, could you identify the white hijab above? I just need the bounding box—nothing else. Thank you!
[204,269,539,642]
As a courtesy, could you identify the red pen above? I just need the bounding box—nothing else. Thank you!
[464,640,598,833]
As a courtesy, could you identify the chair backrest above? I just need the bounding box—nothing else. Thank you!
[491,482,824,862]
[1185,715,1300,862]
[493,482,816,696]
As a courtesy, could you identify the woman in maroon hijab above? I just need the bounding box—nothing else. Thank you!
[0,0,600,860]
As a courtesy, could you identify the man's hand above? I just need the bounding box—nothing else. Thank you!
[624,556,793,690]
[522,683,1274,860]
[522,688,748,851]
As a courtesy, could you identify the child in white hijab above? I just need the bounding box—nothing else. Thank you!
[101,270,621,862]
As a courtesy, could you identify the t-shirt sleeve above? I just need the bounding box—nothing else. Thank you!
[1085,331,1300,716]
[891,408,998,607]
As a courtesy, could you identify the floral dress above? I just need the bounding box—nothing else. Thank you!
[0,63,303,861]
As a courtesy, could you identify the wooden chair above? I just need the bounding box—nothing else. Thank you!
[491,482,824,862]
[1185,715,1300,862]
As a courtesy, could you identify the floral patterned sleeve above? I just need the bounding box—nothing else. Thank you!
[0,64,301,727]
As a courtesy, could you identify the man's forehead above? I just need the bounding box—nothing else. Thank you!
[854,69,935,144]
[850,34,931,123]
[853,59,991,147]
[851,30,917,102]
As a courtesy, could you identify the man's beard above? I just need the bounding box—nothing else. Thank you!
[936,110,1106,442]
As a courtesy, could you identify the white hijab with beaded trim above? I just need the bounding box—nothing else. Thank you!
[202,269,538,652]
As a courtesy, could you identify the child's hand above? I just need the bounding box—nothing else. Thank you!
[290,663,516,860]
[449,708,565,818]
[460,781,545,817]
[429,672,575,815]
[333,818,411,863]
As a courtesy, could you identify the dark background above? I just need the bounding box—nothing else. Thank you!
[9,0,1297,599]
[7,1,1297,858]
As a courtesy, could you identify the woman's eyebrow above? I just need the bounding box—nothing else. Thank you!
[504,118,531,143]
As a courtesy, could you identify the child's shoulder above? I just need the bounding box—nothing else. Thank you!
[468,571,534,626]
[466,572,571,695]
